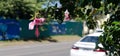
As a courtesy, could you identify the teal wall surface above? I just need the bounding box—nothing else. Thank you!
[19,20,83,40]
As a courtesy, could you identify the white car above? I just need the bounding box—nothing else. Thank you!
[94,28,104,33]
[70,32,107,56]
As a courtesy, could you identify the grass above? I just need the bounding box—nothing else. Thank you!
[0,35,81,47]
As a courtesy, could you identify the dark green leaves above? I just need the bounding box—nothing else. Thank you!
[100,16,120,55]
[92,1,101,8]
[0,0,44,19]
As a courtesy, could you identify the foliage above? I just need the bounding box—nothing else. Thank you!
[0,0,45,19]
[86,16,97,29]
[59,0,120,30]
[99,9,120,56]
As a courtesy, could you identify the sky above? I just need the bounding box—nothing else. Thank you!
[42,1,62,8]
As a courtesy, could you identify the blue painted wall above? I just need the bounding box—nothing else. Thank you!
[0,19,20,40]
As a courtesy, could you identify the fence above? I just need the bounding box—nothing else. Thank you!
[0,19,20,40]
[0,19,83,40]
[20,20,83,40]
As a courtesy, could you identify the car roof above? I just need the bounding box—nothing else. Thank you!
[94,28,104,33]
[86,32,102,37]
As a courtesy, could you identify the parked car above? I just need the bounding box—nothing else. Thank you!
[70,32,107,56]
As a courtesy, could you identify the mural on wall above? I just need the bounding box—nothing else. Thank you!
[0,19,20,40]
[51,23,66,35]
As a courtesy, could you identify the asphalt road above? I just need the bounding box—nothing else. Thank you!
[0,41,75,56]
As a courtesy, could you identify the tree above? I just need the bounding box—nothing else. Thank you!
[60,0,103,33]
[99,8,120,56]
[0,0,45,19]
[60,0,76,18]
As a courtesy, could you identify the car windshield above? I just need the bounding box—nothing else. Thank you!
[81,36,98,43]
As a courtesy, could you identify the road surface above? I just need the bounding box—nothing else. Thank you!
[0,41,75,56]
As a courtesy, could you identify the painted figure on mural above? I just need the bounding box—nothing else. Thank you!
[29,15,45,38]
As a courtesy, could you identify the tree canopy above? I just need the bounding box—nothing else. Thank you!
[0,0,45,19]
